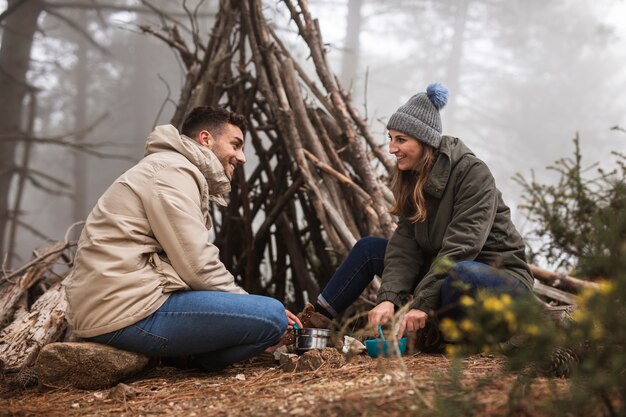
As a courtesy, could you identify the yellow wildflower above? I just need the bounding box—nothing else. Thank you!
[460,295,474,307]
[525,324,540,336]
[482,296,504,313]
[440,318,461,341]
[445,344,459,358]
[459,319,474,333]
[572,309,585,323]
[500,293,512,306]
[504,311,517,332]
[597,280,615,295]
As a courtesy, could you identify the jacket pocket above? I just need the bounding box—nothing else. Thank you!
[150,252,190,293]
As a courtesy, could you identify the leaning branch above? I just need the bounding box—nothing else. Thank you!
[1,222,82,283]
[529,263,600,290]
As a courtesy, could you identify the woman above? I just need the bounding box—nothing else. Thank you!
[301,83,533,349]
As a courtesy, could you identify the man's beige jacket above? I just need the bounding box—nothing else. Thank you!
[64,125,246,338]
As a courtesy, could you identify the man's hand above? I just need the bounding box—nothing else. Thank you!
[397,308,429,337]
[368,301,395,328]
[285,309,302,329]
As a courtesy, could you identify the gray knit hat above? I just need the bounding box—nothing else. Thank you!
[386,83,449,149]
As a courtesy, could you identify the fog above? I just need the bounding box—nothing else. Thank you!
[1,0,625,267]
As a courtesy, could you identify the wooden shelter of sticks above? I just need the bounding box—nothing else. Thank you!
[0,0,595,374]
[146,0,398,303]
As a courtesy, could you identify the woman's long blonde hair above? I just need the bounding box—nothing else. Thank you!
[389,145,438,223]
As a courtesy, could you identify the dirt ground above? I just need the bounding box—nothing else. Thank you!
[1,353,568,417]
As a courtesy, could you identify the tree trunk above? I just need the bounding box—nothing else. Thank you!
[0,0,44,257]
[444,0,470,133]
[339,0,362,89]
[72,9,88,228]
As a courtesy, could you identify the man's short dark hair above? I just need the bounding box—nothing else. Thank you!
[180,106,247,138]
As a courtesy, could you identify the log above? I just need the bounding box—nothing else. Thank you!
[0,240,68,326]
[529,264,599,290]
[533,280,577,305]
[0,281,68,372]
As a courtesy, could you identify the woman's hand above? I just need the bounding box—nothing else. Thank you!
[265,310,302,354]
[398,308,429,337]
[368,301,395,328]
[285,309,303,329]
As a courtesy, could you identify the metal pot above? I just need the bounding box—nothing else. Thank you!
[294,328,331,352]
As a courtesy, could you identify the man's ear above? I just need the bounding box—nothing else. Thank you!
[195,129,214,148]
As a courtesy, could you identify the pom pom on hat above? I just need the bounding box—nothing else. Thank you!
[386,82,449,149]
[426,83,448,111]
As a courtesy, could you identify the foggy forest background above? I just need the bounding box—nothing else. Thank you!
[1,0,625,274]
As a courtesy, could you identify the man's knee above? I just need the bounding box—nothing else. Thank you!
[262,297,288,336]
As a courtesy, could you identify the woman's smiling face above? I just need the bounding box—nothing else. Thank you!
[388,129,424,171]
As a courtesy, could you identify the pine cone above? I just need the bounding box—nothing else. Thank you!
[15,367,39,388]
[545,346,580,378]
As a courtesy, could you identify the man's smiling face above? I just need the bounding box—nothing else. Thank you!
[199,123,246,179]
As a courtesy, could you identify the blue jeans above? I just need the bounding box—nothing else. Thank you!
[317,236,528,318]
[88,291,287,371]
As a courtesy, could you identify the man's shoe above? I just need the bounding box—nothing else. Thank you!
[298,303,333,329]
[280,304,333,346]
[281,331,296,346]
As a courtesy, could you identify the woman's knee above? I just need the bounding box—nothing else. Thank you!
[450,260,483,278]
[353,236,388,257]
[446,261,527,297]
[441,261,483,300]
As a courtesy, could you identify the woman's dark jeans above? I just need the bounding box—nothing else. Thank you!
[316,236,528,319]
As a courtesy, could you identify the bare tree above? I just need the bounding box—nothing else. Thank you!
[0,0,44,258]
[0,0,168,263]
[340,0,363,89]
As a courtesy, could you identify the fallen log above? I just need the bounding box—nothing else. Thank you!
[0,281,68,372]
[529,264,599,291]
[533,280,577,305]
[0,240,70,325]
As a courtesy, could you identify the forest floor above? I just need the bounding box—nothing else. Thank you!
[1,352,568,417]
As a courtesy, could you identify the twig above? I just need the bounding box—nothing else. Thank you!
[43,6,110,56]
[139,24,196,69]
[302,148,371,203]
[1,222,82,283]
[153,74,177,129]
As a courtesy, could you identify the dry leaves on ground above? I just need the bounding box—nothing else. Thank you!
[1,353,568,417]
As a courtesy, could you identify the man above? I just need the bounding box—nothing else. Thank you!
[65,106,300,371]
